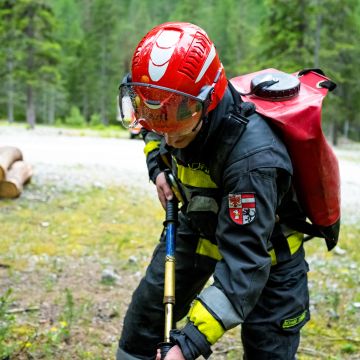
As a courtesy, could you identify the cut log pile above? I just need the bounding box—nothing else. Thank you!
[0,146,33,199]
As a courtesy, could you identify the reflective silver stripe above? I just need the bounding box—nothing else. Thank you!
[116,347,142,360]
[198,285,242,330]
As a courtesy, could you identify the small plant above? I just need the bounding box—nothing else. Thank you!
[0,289,16,359]
[341,342,357,354]
[89,113,103,128]
[327,290,340,320]
[63,106,86,127]
[60,288,75,343]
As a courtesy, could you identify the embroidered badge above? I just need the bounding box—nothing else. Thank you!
[228,193,256,225]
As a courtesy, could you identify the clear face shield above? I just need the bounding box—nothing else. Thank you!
[118,77,213,136]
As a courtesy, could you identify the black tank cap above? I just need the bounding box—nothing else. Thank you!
[250,72,300,101]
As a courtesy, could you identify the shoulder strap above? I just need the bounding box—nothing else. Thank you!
[208,81,252,186]
[283,217,339,251]
[227,80,256,117]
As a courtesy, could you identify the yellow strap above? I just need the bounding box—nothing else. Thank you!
[269,249,277,266]
[196,238,222,261]
[269,232,303,266]
[287,232,303,255]
[188,300,225,344]
[176,164,217,188]
[143,140,160,157]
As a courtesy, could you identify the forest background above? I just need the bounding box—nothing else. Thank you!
[1,1,360,359]
[0,0,359,144]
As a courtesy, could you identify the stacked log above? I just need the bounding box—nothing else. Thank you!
[0,146,33,199]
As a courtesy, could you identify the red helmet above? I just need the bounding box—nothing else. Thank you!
[119,22,227,135]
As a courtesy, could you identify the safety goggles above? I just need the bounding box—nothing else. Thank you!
[118,76,213,136]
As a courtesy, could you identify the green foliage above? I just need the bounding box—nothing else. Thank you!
[256,0,314,71]
[63,106,86,127]
[0,0,359,140]
[89,112,102,127]
[0,0,61,127]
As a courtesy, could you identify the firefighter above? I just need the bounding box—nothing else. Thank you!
[117,22,310,360]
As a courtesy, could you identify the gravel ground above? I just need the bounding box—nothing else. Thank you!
[1,125,359,224]
[0,125,154,194]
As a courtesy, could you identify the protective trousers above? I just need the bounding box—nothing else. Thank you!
[117,218,309,360]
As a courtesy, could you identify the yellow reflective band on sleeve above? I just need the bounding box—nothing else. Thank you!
[287,232,304,255]
[143,140,160,157]
[196,238,222,261]
[176,164,218,188]
[188,300,225,345]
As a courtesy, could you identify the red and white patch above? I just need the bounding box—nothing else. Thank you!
[228,193,256,225]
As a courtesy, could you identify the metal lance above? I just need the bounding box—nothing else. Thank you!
[160,197,178,359]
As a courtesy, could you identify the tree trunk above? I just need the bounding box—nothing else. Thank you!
[25,4,36,128]
[100,38,108,126]
[48,87,55,124]
[83,93,89,123]
[26,84,36,129]
[42,88,47,123]
[6,56,14,123]
[314,12,322,67]
[329,121,338,146]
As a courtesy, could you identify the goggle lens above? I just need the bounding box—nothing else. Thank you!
[119,83,210,136]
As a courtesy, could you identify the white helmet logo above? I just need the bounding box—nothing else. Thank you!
[195,44,215,83]
[149,30,181,82]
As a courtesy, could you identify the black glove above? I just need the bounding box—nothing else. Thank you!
[170,322,212,360]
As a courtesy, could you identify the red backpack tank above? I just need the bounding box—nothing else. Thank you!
[231,69,340,250]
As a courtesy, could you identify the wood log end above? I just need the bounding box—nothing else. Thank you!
[0,166,5,181]
[0,180,22,198]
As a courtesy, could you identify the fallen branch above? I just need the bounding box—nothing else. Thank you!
[7,306,40,314]
[298,346,328,358]
[0,263,11,268]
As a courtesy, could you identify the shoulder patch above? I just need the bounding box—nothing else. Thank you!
[228,193,256,225]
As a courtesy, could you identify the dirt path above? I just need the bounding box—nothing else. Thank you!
[0,126,154,193]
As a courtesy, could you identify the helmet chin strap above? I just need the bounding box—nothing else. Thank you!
[191,118,203,133]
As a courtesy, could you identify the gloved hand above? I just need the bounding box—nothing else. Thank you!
[155,172,173,209]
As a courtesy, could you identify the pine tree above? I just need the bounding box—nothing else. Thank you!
[12,0,61,128]
[256,0,314,72]
[315,0,360,143]
[0,0,21,123]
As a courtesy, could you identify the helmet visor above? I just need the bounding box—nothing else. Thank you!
[119,83,206,136]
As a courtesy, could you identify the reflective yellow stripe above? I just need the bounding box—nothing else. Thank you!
[176,164,217,188]
[196,238,222,261]
[269,232,303,266]
[188,300,225,344]
[269,249,277,266]
[143,140,160,157]
[287,232,304,255]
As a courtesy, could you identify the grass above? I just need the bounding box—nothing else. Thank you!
[1,156,360,359]
[0,180,164,359]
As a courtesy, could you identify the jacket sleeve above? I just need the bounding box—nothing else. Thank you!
[142,129,163,183]
[177,164,292,358]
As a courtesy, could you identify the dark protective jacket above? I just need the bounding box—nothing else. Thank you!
[142,84,305,354]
